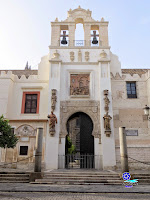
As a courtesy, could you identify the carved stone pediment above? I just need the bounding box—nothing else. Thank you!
[64,6,96,23]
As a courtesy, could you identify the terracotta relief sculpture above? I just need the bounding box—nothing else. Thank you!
[70,74,90,95]
[51,89,57,112]
[47,111,57,136]
[103,90,112,137]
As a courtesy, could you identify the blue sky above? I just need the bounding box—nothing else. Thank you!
[0,0,150,69]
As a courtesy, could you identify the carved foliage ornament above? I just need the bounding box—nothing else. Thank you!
[51,89,57,112]
[52,50,60,60]
[48,89,58,136]
[100,50,107,58]
[70,51,74,62]
[104,90,110,113]
[78,49,82,62]
[70,74,90,95]
[103,90,112,137]
[85,51,89,61]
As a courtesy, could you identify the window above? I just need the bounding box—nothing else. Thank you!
[25,94,37,113]
[126,82,137,98]
[11,128,15,134]
[21,92,40,114]
[20,146,28,155]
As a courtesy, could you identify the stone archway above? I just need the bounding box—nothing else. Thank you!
[65,112,94,168]
[60,100,101,143]
[66,112,94,154]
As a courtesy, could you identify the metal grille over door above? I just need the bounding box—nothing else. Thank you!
[65,112,94,169]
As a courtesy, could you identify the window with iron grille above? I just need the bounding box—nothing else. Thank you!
[25,94,37,113]
[20,146,28,155]
[126,82,137,98]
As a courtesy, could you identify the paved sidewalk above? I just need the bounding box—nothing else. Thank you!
[0,183,150,193]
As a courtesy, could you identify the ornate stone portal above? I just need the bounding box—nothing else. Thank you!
[70,74,90,95]
[60,101,101,143]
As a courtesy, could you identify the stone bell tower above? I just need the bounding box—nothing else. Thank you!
[44,6,116,170]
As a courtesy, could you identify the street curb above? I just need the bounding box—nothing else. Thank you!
[0,190,150,193]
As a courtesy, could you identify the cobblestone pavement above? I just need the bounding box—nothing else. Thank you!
[0,192,150,200]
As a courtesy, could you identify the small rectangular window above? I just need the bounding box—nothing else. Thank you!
[126,82,137,98]
[25,94,37,113]
[11,128,15,134]
[20,146,28,155]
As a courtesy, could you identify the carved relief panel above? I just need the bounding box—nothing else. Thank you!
[70,74,90,96]
[16,125,36,136]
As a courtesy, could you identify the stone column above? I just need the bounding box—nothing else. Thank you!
[51,24,60,46]
[69,25,75,47]
[84,23,91,47]
[99,24,109,47]
[119,127,129,172]
[99,59,116,170]
[34,128,43,172]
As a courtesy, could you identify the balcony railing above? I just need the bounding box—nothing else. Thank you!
[74,40,85,46]
[58,40,102,47]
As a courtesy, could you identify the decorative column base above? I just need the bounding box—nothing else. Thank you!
[105,130,111,137]
[49,129,55,136]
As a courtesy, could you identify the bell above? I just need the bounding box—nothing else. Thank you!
[92,31,98,44]
[61,31,68,45]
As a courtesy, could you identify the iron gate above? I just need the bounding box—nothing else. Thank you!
[65,112,94,169]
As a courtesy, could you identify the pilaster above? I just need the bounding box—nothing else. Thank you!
[99,24,109,47]
[99,58,116,169]
[69,25,75,47]
[51,24,60,46]
[45,59,62,170]
[84,24,91,47]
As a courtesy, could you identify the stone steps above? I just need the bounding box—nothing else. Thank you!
[33,179,123,185]
[0,172,30,183]
[32,171,122,185]
[32,171,150,185]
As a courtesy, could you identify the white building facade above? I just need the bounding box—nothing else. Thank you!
[0,7,150,170]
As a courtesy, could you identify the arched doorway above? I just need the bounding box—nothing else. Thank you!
[65,112,94,169]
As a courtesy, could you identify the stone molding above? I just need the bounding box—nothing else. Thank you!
[60,100,101,141]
